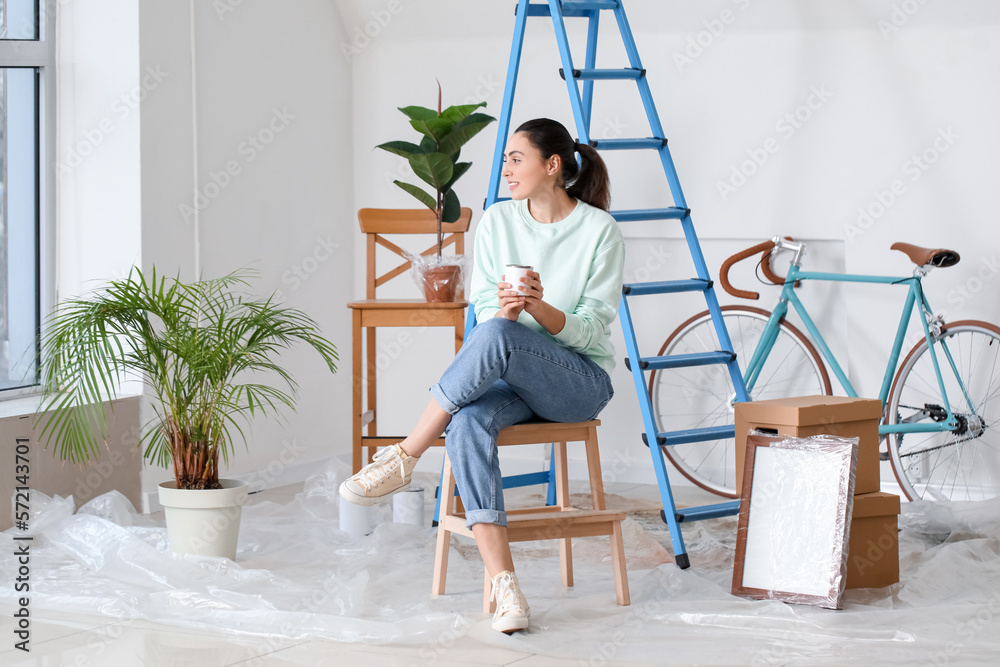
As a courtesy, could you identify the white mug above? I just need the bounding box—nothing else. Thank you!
[504,264,533,296]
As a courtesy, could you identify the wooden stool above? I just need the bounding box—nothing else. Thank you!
[432,419,630,612]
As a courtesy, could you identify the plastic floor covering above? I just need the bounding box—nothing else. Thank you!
[2,459,1000,666]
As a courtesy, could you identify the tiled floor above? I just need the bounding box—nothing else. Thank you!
[2,477,684,667]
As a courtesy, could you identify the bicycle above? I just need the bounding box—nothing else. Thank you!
[648,236,1000,502]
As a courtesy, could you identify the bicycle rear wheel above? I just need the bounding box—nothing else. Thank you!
[649,306,832,497]
[886,320,1000,501]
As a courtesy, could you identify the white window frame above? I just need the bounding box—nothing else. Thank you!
[0,1,55,399]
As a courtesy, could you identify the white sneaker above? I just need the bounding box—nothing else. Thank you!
[339,443,419,506]
[490,570,530,634]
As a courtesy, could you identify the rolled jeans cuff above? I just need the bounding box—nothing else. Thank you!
[465,508,507,530]
[429,383,461,415]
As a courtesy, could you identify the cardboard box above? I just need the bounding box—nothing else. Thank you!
[845,491,901,589]
[735,395,883,495]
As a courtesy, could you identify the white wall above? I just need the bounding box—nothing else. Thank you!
[134,0,355,498]
[47,0,1000,504]
[349,0,1000,489]
[51,1,354,501]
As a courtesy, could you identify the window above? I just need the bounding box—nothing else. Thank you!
[0,0,52,393]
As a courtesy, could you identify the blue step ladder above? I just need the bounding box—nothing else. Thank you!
[486,0,750,569]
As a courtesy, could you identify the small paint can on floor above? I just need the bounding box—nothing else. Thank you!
[393,487,424,526]
[339,498,374,536]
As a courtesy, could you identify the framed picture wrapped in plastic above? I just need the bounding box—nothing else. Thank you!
[732,433,858,610]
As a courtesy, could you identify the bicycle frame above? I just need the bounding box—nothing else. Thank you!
[742,260,972,436]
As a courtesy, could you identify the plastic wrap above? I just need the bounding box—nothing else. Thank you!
[733,433,858,610]
[403,251,471,303]
[3,456,1000,664]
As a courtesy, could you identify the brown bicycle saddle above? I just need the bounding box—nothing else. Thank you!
[891,242,961,268]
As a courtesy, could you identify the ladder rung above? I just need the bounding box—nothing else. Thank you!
[674,501,740,523]
[622,279,711,296]
[525,1,619,17]
[642,425,736,447]
[590,138,666,150]
[634,351,735,372]
[560,67,645,81]
[611,208,689,222]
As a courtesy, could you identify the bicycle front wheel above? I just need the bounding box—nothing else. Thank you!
[886,320,1000,501]
[649,306,832,498]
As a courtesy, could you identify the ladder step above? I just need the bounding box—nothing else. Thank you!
[626,351,735,372]
[672,501,741,523]
[525,1,619,17]
[590,138,666,150]
[560,67,645,81]
[642,425,736,447]
[611,207,689,222]
[622,279,711,296]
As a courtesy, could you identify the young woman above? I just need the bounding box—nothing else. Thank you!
[341,118,624,634]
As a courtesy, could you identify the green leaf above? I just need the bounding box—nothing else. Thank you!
[410,117,454,142]
[455,112,496,129]
[393,180,436,210]
[439,116,496,156]
[398,105,437,122]
[409,152,454,190]
[441,188,461,223]
[445,161,472,191]
[439,102,486,124]
[419,135,438,154]
[375,140,425,159]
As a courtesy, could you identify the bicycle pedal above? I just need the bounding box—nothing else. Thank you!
[879,451,890,462]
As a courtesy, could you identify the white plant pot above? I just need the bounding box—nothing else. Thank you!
[157,479,248,560]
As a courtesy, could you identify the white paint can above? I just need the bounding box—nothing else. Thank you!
[392,486,425,526]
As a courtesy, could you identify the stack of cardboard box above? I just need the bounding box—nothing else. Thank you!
[735,395,901,589]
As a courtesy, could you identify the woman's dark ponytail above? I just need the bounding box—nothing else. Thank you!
[568,142,611,212]
[514,118,611,212]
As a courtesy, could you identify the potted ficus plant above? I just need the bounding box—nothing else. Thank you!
[376,83,495,302]
[35,268,338,560]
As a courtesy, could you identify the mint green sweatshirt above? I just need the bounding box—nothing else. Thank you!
[470,198,626,374]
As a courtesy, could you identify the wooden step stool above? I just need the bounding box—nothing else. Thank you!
[432,419,630,612]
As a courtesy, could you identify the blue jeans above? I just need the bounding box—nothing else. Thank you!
[429,317,614,529]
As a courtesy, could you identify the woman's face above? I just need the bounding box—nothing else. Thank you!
[502,132,559,201]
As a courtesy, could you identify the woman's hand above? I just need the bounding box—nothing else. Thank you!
[495,276,525,321]
[495,271,566,335]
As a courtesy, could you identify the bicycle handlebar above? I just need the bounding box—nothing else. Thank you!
[719,237,795,300]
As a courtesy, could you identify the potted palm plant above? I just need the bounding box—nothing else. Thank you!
[36,268,338,560]
[376,84,495,302]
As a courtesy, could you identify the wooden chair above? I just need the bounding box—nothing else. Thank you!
[347,207,472,472]
[433,419,630,612]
